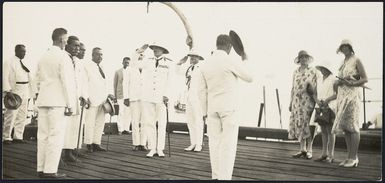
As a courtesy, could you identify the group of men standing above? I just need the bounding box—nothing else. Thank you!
[3,27,253,180]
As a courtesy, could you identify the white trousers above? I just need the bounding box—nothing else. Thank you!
[37,107,67,173]
[84,105,105,145]
[3,98,28,141]
[186,99,204,146]
[207,110,239,180]
[141,101,166,151]
[63,110,85,149]
[117,99,131,132]
[131,101,146,146]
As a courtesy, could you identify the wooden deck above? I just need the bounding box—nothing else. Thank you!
[2,133,382,180]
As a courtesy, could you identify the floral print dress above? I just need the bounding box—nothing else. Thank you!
[332,56,361,135]
[288,66,317,140]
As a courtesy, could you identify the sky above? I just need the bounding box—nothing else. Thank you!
[3,2,383,129]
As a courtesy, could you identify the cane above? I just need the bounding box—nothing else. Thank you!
[75,101,85,162]
[165,102,171,157]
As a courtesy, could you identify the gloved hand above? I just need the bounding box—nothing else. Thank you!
[79,97,87,107]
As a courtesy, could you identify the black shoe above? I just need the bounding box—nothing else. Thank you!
[86,144,93,153]
[132,146,140,151]
[92,144,107,151]
[40,173,67,179]
[292,151,307,158]
[72,149,88,158]
[140,145,148,151]
[122,130,129,135]
[3,140,12,145]
[63,149,81,163]
[13,139,27,144]
[37,171,44,178]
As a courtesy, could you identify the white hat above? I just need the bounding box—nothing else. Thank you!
[187,49,204,60]
[294,50,313,64]
[149,43,169,54]
[336,39,354,53]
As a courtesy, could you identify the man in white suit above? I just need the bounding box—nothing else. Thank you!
[34,28,75,178]
[62,36,89,163]
[176,50,205,152]
[3,44,33,144]
[114,57,131,135]
[83,47,114,153]
[196,34,253,180]
[126,48,148,151]
[136,43,173,158]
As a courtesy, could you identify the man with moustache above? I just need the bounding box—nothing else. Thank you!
[62,36,89,163]
[83,47,115,153]
[3,44,33,144]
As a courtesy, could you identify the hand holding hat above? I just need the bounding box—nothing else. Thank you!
[123,98,130,107]
[229,30,246,60]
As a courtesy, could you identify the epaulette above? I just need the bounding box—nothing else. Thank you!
[164,57,173,62]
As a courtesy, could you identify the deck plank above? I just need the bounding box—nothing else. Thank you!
[2,133,382,181]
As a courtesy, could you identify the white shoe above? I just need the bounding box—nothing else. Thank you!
[184,144,195,151]
[146,150,156,158]
[193,145,202,152]
[157,150,165,157]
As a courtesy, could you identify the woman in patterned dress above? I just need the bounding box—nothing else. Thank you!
[288,50,318,159]
[333,39,368,168]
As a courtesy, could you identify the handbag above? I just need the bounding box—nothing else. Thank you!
[314,105,335,126]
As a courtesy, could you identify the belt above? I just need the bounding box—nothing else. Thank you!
[16,81,29,84]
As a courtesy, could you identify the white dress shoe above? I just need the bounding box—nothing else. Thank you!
[184,144,195,151]
[193,145,202,152]
[146,150,157,158]
[157,150,165,157]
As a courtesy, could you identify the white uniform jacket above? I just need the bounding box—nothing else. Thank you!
[122,66,142,102]
[3,56,33,99]
[176,62,201,103]
[134,56,173,104]
[196,50,253,115]
[34,46,76,108]
[83,60,108,107]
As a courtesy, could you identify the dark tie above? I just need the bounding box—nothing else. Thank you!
[19,60,30,73]
[97,64,105,79]
[185,65,194,89]
[155,58,161,68]
[69,55,75,69]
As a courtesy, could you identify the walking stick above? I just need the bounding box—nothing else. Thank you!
[106,115,112,151]
[75,103,85,162]
[275,89,283,129]
[165,102,171,157]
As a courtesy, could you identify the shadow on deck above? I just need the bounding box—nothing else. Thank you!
[2,133,382,180]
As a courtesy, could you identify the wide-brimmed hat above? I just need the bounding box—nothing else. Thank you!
[149,43,169,54]
[102,98,117,116]
[4,92,22,110]
[336,39,354,53]
[294,50,313,64]
[187,49,204,60]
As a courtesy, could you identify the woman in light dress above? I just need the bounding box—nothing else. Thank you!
[288,50,318,159]
[332,39,368,168]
